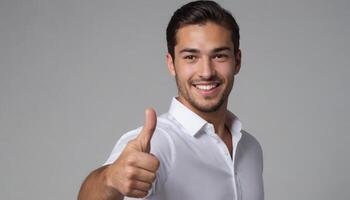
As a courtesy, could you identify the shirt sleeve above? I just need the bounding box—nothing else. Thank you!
[103,127,142,166]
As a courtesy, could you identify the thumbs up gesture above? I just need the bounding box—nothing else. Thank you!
[105,109,160,198]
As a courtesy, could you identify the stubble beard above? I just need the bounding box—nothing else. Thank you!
[175,75,232,113]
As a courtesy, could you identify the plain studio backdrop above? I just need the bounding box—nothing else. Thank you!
[1,0,349,199]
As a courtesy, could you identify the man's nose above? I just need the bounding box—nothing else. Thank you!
[199,57,215,79]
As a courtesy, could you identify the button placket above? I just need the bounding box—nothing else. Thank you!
[204,124,234,172]
[210,132,234,171]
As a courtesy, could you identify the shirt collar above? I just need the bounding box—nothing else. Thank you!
[168,97,242,138]
[169,97,207,136]
[225,110,243,141]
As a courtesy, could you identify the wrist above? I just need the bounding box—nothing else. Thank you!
[102,165,123,199]
[103,165,114,188]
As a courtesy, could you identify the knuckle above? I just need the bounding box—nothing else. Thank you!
[150,173,157,182]
[125,139,138,149]
[150,156,160,170]
[134,191,147,198]
[127,138,137,145]
[140,191,148,198]
[124,190,132,196]
[120,186,129,196]
[124,180,134,191]
[154,159,160,169]
[125,155,136,166]
[141,191,148,198]
[125,167,136,179]
[148,173,157,184]
[145,126,155,134]
[145,182,152,190]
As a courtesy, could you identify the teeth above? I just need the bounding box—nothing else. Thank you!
[195,84,217,90]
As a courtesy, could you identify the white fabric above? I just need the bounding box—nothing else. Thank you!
[104,97,264,200]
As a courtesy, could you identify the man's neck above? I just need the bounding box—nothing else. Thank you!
[176,96,228,137]
[199,102,227,137]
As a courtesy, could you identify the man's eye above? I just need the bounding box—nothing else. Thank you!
[184,55,196,60]
[213,54,229,61]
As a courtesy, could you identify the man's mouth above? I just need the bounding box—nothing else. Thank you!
[191,82,222,94]
[193,83,220,91]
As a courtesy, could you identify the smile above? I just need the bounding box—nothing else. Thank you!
[194,83,220,91]
[192,82,221,95]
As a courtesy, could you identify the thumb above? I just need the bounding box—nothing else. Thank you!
[137,108,157,153]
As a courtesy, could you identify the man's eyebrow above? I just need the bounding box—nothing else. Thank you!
[179,47,232,54]
[212,47,232,53]
[179,48,200,54]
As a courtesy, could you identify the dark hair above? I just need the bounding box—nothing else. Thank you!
[166,0,240,59]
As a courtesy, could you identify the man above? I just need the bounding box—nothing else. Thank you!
[78,1,264,200]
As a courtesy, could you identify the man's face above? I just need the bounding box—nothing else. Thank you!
[167,21,241,113]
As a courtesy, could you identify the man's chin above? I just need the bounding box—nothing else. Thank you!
[191,99,224,113]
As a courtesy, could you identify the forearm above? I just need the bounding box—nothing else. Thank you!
[78,165,124,200]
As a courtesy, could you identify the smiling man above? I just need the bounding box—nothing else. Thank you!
[78,1,264,200]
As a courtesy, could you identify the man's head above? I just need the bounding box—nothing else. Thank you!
[166,1,242,114]
[166,0,240,60]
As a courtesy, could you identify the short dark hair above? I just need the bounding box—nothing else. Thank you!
[166,0,240,59]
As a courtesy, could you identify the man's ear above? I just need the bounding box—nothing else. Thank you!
[166,53,176,76]
[234,49,242,75]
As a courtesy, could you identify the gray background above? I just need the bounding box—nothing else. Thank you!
[1,0,349,199]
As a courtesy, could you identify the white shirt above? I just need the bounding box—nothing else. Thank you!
[104,97,264,200]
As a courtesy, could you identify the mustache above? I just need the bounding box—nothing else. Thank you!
[190,76,222,84]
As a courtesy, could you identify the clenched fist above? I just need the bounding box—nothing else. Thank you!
[105,109,160,198]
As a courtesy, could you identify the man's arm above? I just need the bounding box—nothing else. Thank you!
[78,165,123,200]
[78,109,160,200]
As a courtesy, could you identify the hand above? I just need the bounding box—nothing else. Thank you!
[105,108,160,198]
